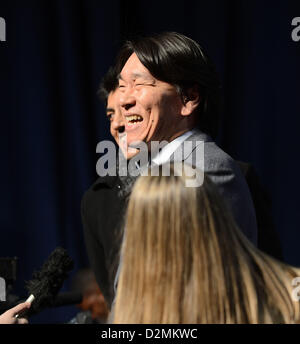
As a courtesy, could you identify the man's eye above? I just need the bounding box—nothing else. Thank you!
[107,113,115,121]
[136,83,154,87]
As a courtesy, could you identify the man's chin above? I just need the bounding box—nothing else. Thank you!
[117,131,148,159]
[126,149,140,160]
[118,145,140,160]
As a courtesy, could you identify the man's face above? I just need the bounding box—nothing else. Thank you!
[118,53,185,151]
[106,90,124,148]
[106,90,139,159]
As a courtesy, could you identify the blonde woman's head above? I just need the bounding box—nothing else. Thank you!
[114,163,300,324]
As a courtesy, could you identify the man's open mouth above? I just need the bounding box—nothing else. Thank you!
[126,115,143,126]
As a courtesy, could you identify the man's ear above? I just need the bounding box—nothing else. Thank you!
[181,85,201,116]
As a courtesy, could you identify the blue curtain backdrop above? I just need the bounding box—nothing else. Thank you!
[0,0,300,323]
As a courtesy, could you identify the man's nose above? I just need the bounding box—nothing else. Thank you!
[111,111,125,132]
[119,88,136,110]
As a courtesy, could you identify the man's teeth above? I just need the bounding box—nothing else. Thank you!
[126,115,143,125]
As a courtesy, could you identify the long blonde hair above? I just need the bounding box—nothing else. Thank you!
[113,163,300,323]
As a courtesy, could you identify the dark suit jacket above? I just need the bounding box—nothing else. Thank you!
[237,161,283,260]
[81,174,125,308]
[81,130,258,308]
[171,130,258,245]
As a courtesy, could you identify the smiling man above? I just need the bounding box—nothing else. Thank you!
[81,32,258,309]
[117,52,199,161]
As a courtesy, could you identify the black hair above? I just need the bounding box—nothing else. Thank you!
[98,66,119,105]
[115,32,222,139]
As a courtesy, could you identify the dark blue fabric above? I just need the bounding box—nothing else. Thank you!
[0,0,300,323]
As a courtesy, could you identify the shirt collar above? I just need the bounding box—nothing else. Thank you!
[151,129,197,166]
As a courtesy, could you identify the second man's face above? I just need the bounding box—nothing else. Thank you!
[107,90,124,147]
[107,89,138,159]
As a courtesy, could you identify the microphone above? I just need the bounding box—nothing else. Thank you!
[16,247,74,318]
[1,292,82,314]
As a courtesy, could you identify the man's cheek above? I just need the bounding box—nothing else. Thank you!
[140,90,157,105]
[110,127,118,140]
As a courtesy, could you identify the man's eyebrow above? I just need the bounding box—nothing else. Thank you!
[132,72,150,79]
[106,107,115,113]
[118,72,154,81]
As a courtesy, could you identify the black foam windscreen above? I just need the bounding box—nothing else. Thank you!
[25,247,74,315]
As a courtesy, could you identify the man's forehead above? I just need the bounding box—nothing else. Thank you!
[119,53,154,81]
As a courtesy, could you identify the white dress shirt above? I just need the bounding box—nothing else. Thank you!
[151,129,197,166]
